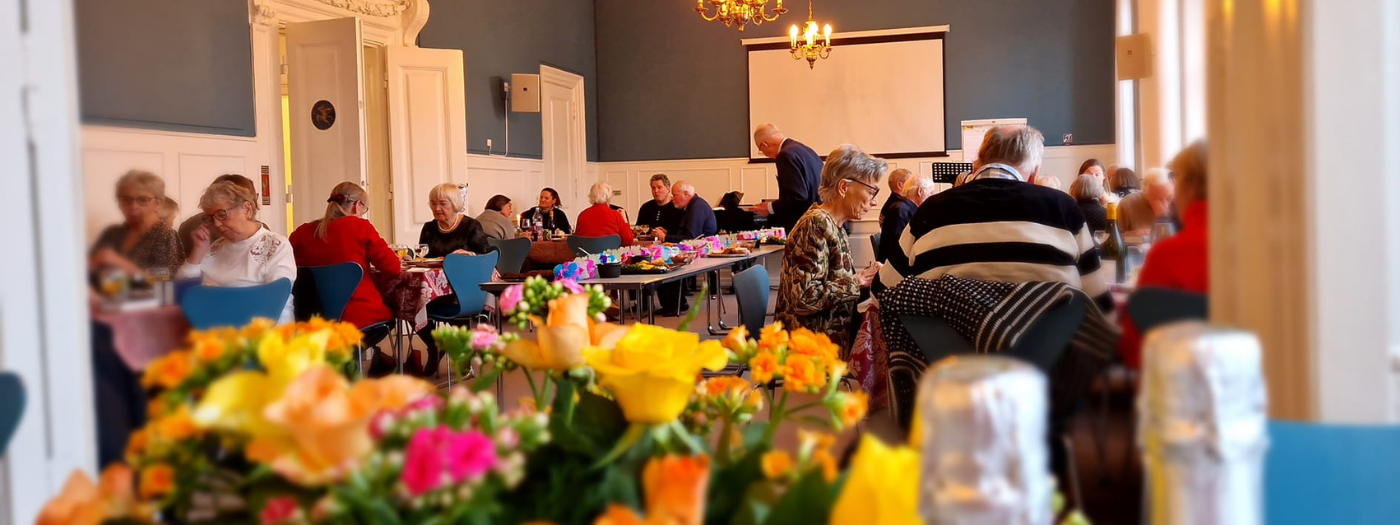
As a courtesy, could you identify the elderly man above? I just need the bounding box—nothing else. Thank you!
[652,181,717,243]
[876,170,921,264]
[1116,168,1174,233]
[750,123,823,233]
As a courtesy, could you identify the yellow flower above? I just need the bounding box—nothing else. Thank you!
[138,464,174,500]
[830,436,921,525]
[500,294,596,370]
[757,322,788,352]
[749,351,780,384]
[760,450,794,479]
[721,325,749,354]
[812,450,838,483]
[781,356,823,393]
[583,325,727,424]
[788,328,838,368]
[241,318,276,340]
[641,455,710,525]
[191,335,227,363]
[125,428,149,462]
[192,330,331,438]
[141,351,192,390]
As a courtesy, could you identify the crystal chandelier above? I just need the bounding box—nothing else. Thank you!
[695,0,786,31]
[789,0,832,69]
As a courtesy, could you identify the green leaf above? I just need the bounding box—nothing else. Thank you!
[705,441,770,524]
[552,389,628,456]
[592,423,648,469]
[762,469,836,525]
[726,480,781,525]
[469,365,506,393]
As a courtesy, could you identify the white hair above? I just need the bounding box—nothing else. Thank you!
[753,123,781,144]
[1142,167,1172,188]
[588,182,613,205]
[1033,174,1062,190]
[818,144,888,202]
[901,175,935,199]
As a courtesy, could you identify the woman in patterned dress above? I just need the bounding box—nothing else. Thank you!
[775,144,888,350]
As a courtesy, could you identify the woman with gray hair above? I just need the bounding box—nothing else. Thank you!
[1070,173,1109,232]
[419,182,490,257]
[90,170,185,276]
[775,144,888,349]
[177,181,297,323]
[574,182,635,245]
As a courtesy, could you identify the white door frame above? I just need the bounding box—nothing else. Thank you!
[540,65,588,221]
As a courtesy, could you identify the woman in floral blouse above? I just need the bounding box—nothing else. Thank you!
[775,144,888,350]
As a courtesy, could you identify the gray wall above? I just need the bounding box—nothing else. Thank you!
[420,0,599,161]
[594,0,1116,161]
[75,0,256,136]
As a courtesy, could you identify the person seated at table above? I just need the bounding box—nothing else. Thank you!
[289,182,401,329]
[1118,141,1208,369]
[652,181,717,242]
[178,181,297,324]
[520,187,572,235]
[575,182,635,245]
[1109,167,1140,199]
[1032,174,1063,191]
[636,174,683,236]
[177,174,269,259]
[476,194,517,240]
[878,173,929,264]
[1070,173,1110,232]
[1117,168,1175,234]
[775,144,887,350]
[421,183,490,257]
[158,196,179,229]
[90,170,185,277]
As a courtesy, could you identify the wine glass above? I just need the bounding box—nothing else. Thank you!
[415,244,430,259]
[1093,230,1108,248]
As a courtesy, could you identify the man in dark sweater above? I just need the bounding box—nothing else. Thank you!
[751,124,823,233]
[652,181,717,242]
[636,173,683,234]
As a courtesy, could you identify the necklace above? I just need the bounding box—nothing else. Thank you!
[437,214,462,233]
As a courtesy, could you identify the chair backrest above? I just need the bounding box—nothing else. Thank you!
[567,235,622,257]
[899,293,1086,373]
[440,252,500,318]
[488,237,533,274]
[292,267,322,321]
[0,372,24,455]
[870,232,882,258]
[1266,420,1400,524]
[181,278,293,330]
[732,265,771,337]
[308,262,364,322]
[1127,287,1208,335]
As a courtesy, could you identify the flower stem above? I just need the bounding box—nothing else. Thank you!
[524,369,541,407]
[762,391,789,445]
[717,417,734,463]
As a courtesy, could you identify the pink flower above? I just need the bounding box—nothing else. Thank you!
[260,496,303,525]
[401,428,500,496]
[500,284,524,313]
[559,278,585,294]
[470,327,499,351]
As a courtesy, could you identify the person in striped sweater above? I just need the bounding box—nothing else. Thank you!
[875,124,1113,313]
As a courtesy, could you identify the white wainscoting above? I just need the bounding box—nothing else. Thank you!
[81,126,274,244]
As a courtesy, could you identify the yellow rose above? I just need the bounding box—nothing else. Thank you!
[583,325,727,424]
[830,436,921,525]
[193,330,332,440]
[500,294,603,370]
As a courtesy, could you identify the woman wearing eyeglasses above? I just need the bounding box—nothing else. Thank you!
[177,180,298,323]
[774,145,887,350]
[89,170,184,276]
[290,182,401,330]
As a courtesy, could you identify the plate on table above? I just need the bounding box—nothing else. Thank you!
[622,265,675,275]
[405,257,444,268]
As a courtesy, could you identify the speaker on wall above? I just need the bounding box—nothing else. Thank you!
[510,74,541,113]
[1116,33,1153,80]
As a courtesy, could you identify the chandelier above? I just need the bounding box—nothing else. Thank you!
[789,0,832,69]
[695,0,786,31]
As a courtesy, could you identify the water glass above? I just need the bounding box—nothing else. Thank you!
[1150,221,1177,245]
[415,244,429,259]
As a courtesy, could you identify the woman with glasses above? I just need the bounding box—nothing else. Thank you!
[775,144,887,350]
[290,182,401,329]
[177,180,297,323]
[89,170,184,276]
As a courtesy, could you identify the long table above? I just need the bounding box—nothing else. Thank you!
[480,245,784,331]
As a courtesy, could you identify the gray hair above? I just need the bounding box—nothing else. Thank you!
[672,181,695,195]
[753,123,781,144]
[902,174,935,198]
[200,180,259,214]
[1142,167,1173,188]
[116,170,166,199]
[977,124,1045,177]
[818,144,888,202]
[428,183,465,213]
[1069,174,1106,202]
[588,182,613,205]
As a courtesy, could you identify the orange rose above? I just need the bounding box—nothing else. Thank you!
[757,322,789,352]
[749,351,780,384]
[138,464,174,500]
[642,455,710,525]
[721,325,749,354]
[781,356,823,393]
[141,351,193,390]
[761,450,794,479]
[37,465,139,525]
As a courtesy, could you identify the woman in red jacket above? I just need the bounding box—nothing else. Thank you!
[290,182,402,330]
[573,182,635,245]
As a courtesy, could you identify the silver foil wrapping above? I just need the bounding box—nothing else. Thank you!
[917,355,1053,525]
[1138,321,1268,525]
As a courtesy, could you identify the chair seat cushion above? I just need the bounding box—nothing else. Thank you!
[426,295,462,320]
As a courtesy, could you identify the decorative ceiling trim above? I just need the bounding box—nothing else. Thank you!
[313,0,410,17]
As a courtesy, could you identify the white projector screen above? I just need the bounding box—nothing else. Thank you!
[748,34,946,160]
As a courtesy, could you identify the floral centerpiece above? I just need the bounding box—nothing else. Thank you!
[42,277,1088,525]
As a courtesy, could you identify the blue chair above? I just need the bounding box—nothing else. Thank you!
[181,278,292,330]
[1127,287,1208,334]
[732,265,771,338]
[0,372,24,454]
[488,237,532,274]
[1266,421,1400,524]
[566,234,621,257]
[430,252,500,324]
[305,263,393,348]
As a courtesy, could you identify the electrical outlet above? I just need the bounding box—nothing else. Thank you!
[486,139,493,149]
[1062,133,1074,145]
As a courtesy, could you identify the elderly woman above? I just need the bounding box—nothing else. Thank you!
[520,187,572,235]
[178,181,297,323]
[574,182,635,245]
[475,195,517,240]
[90,170,185,276]
[289,182,400,329]
[1070,174,1109,232]
[420,183,490,257]
[775,144,887,349]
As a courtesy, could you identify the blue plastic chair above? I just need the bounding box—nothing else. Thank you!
[430,252,500,323]
[181,278,292,330]
[0,372,24,455]
[488,237,532,274]
[732,264,770,338]
[1127,287,1208,334]
[1266,420,1400,524]
[566,234,621,257]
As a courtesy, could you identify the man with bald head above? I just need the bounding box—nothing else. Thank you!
[652,181,717,243]
[751,123,823,233]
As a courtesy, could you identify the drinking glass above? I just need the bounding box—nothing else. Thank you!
[146,267,170,283]
[415,244,430,259]
[1150,221,1177,245]
[1093,230,1108,247]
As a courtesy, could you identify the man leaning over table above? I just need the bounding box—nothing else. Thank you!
[750,123,824,234]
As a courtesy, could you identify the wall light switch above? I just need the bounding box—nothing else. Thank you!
[1062,133,1074,145]
[486,139,493,149]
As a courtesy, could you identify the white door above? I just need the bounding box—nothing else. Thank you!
[541,66,586,226]
[385,46,468,244]
[286,18,368,229]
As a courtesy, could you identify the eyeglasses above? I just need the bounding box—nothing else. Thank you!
[845,178,880,200]
[202,207,236,224]
[118,196,155,207]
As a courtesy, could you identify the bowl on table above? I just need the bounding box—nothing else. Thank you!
[598,262,623,278]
